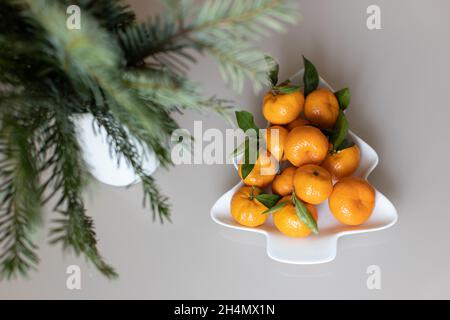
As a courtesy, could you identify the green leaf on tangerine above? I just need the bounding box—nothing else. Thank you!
[292,192,318,234]
[303,55,319,96]
[235,110,259,133]
[240,137,259,180]
[255,193,282,209]
[262,201,288,215]
[335,138,355,152]
[335,88,350,110]
[330,110,349,152]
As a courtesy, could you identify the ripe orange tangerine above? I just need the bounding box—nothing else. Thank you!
[264,125,288,161]
[273,196,318,238]
[322,145,360,180]
[272,166,296,196]
[304,88,339,129]
[284,125,329,167]
[230,186,268,227]
[328,177,375,226]
[293,164,333,205]
[238,151,277,188]
[286,117,310,130]
[262,91,304,125]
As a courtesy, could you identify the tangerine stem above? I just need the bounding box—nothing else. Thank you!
[249,186,255,200]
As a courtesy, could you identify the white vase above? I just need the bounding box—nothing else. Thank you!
[74,114,159,187]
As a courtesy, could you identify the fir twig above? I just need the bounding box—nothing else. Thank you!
[44,110,117,279]
[0,120,41,279]
[120,0,298,91]
[90,108,171,222]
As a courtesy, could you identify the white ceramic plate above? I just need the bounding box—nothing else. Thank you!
[210,69,398,264]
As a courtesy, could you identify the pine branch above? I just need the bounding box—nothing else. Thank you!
[44,110,117,279]
[198,97,239,126]
[141,175,171,223]
[0,23,60,88]
[120,0,298,90]
[0,0,299,280]
[123,69,238,123]
[0,120,41,279]
[90,107,171,222]
[118,13,197,69]
[22,0,175,167]
[205,41,271,92]
[123,69,204,111]
[191,0,297,39]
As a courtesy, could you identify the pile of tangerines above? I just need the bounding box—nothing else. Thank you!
[230,57,376,238]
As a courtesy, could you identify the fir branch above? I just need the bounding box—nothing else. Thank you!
[205,41,272,92]
[120,0,298,90]
[190,0,298,38]
[90,108,171,222]
[118,13,196,69]
[198,97,238,126]
[44,110,117,279]
[0,121,41,279]
[23,0,174,167]
[0,0,299,280]
[123,69,202,111]
[123,70,238,122]
[140,175,171,223]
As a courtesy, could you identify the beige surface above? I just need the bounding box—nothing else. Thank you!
[2,0,450,299]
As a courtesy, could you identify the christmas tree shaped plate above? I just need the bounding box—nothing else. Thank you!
[210,70,398,264]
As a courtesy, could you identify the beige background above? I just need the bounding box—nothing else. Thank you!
[2,0,450,299]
